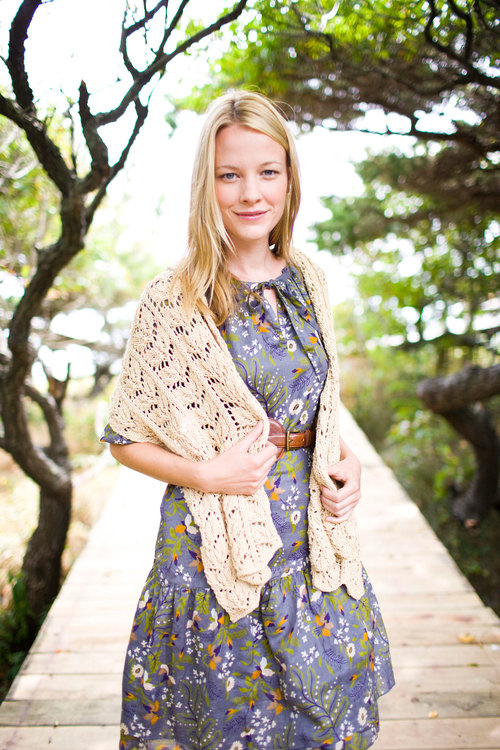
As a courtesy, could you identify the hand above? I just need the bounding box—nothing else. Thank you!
[320,444,361,524]
[200,422,279,495]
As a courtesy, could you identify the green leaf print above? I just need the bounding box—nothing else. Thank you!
[289,665,350,743]
[178,681,223,750]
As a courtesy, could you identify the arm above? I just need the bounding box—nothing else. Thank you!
[109,421,278,496]
[320,437,362,523]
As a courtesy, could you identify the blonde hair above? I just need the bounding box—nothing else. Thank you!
[174,90,301,325]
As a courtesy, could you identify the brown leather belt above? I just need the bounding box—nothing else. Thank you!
[267,418,316,459]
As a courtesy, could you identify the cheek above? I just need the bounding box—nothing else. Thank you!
[269,180,288,212]
[214,182,235,212]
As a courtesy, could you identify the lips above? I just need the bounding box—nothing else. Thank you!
[235,210,268,219]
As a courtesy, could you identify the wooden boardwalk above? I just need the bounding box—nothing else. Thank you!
[0,406,499,749]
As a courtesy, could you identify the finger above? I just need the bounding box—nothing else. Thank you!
[328,472,348,489]
[323,491,359,513]
[336,487,361,506]
[237,422,264,450]
[320,486,339,505]
[325,500,358,522]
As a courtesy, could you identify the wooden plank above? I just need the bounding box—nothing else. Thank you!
[9,673,120,702]
[389,644,500,668]
[383,624,500,648]
[27,630,130,655]
[379,687,500,720]
[0,699,120,727]
[0,725,118,749]
[375,716,500,749]
[19,651,123,676]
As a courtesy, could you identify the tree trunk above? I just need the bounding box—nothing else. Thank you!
[443,404,500,522]
[417,364,500,522]
[21,480,72,622]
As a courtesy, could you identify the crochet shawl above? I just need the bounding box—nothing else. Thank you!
[109,249,364,621]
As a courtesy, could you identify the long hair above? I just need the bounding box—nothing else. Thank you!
[174,91,301,325]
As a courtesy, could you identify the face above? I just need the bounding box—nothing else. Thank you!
[214,124,289,254]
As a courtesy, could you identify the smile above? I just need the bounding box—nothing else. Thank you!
[235,211,269,220]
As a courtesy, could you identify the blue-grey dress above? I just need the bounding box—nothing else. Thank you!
[102,264,394,750]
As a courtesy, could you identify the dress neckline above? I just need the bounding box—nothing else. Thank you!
[235,264,291,288]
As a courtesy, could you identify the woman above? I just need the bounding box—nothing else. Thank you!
[103,91,394,750]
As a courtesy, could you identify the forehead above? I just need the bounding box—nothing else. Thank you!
[214,124,286,165]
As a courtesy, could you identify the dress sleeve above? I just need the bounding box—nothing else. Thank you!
[100,423,135,445]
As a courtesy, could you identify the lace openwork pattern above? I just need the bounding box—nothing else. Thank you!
[109,250,364,621]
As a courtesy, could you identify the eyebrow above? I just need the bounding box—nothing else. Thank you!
[215,160,284,170]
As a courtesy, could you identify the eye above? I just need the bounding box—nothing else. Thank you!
[219,172,238,181]
[262,169,278,177]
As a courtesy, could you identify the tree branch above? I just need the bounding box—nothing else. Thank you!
[95,0,249,127]
[6,0,42,112]
[0,93,72,194]
[77,81,110,194]
[24,381,69,463]
[417,364,500,413]
[85,99,149,226]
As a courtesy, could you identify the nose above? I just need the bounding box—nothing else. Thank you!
[240,176,261,204]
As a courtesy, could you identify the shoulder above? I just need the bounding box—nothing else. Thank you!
[135,266,187,310]
[130,267,186,330]
[141,267,177,299]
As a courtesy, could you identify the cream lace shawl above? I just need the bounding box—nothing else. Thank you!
[109,249,364,621]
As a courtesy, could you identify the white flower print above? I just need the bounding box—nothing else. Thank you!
[184,513,198,534]
[358,706,368,726]
[142,670,154,691]
[259,657,274,677]
[290,510,300,525]
[131,664,144,679]
[289,398,303,415]
[335,741,344,750]
[138,589,150,610]
[346,642,356,658]
[226,676,235,693]
[230,742,244,750]
[299,410,308,424]
[286,339,296,353]
[207,608,219,631]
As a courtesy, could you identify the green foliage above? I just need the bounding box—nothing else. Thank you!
[0,119,59,277]
[315,144,499,363]
[337,329,500,615]
[0,573,39,701]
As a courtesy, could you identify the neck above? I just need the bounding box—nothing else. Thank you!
[226,244,286,283]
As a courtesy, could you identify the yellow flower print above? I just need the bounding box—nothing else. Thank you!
[251,657,274,679]
[207,643,222,670]
[143,700,161,725]
[159,663,176,685]
[251,313,270,333]
[265,476,284,501]
[188,548,204,572]
[315,613,333,637]
[265,687,284,715]
[186,611,202,630]
[274,614,288,635]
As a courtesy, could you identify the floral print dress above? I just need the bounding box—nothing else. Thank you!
[102,264,394,750]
